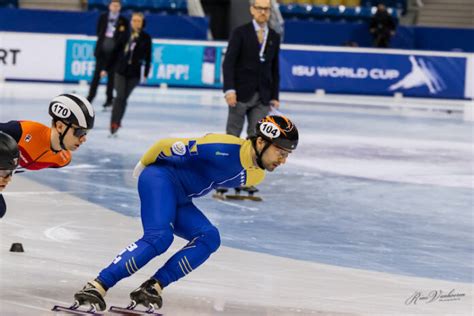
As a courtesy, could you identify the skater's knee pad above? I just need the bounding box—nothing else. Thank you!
[199,226,221,254]
[141,229,174,254]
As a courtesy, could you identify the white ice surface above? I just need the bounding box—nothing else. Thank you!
[0,82,473,315]
[1,177,472,316]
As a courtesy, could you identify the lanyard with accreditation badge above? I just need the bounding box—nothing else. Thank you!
[258,28,268,63]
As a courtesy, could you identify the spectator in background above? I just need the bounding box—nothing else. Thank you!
[223,0,281,139]
[109,12,152,136]
[87,0,129,110]
[220,0,281,196]
[370,3,396,48]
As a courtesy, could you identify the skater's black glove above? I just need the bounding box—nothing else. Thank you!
[0,195,6,219]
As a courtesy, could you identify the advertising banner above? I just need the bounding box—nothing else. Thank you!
[1,32,472,100]
[0,32,65,81]
[280,49,468,99]
[64,39,224,87]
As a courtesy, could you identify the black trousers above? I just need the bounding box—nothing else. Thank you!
[111,73,140,127]
[87,53,115,103]
[373,30,391,48]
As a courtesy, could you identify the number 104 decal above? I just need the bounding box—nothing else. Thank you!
[260,122,280,139]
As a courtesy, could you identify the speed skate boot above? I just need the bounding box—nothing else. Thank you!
[129,278,163,310]
[242,186,259,195]
[109,122,120,138]
[74,279,107,311]
[102,99,113,111]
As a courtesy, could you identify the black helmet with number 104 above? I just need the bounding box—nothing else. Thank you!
[255,115,299,151]
[0,131,19,172]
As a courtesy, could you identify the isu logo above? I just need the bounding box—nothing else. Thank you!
[24,134,32,143]
[389,56,445,94]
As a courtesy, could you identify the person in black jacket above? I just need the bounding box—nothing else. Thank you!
[370,3,397,48]
[109,12,152,136]
[0,131,19,218]
[223,0,281,139]
[87,0,129,109]
[218,0,280,197]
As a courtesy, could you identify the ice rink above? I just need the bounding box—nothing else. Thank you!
[0,82,472,315]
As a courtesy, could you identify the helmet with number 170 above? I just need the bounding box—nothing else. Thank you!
[48,93,95,130]
[255,115,299,151]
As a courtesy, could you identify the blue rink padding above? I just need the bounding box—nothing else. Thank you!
[0,7,471,52]
[63,38,471,99]
[0,7,207,40]
[283,20,474,53]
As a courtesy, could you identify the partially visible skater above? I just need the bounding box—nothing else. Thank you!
[0,131,19,217]
[0,94,95,215]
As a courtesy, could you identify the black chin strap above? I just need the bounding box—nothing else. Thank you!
[58,123,71,151]
[252,138,271,170]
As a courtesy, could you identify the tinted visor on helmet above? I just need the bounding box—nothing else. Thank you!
[72,126,88,138]
[0,168,15,178]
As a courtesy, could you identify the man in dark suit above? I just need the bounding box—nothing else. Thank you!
[370,3,396,48]
[223,0,281,139]
[218,0,281,197]
[87,0,129,109]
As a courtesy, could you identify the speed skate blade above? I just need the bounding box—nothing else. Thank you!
[212,193,226,201]
[52,305,103,315]
[224,194,263,202]
[109,306,163,315]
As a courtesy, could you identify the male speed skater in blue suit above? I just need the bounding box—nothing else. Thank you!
[74,115,299,311]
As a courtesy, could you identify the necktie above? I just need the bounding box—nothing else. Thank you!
[257,28,264,44]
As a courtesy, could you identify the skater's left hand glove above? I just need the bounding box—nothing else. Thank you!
[0,195,6,219]
[133,161,146,178]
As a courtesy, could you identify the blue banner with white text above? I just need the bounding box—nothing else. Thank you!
[64,39,224,87]
[279,50,467,99]
[64,38,469,99]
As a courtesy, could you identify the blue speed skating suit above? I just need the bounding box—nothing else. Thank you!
[97,133,265,289]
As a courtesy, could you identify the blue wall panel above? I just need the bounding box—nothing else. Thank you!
[284,20,474,52]
[0,8,208,40]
